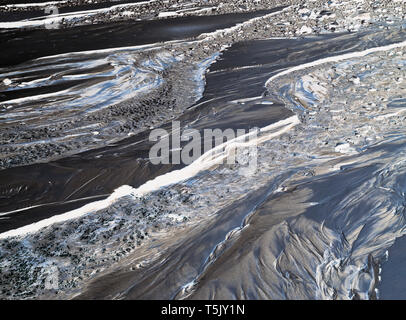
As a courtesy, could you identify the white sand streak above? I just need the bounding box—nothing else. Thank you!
[265,40,406,87]
[0,115,299,239]
[0,1,156,29]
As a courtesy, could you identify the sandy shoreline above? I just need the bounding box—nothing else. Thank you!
[1,0,406,300]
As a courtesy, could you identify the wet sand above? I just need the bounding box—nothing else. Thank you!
[1,0,406,300]
[378,235,406,299]
[0,1,146,22]
[0,31,377,234]
[0,39,291,232]
[0,8,281,67]
[73,29,406,299]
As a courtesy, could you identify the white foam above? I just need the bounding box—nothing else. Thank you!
[265,40,406,87]
[0,115,299,239]
[0,1,156,29]
[0,185,134,239]
[0,6,295,239]
[2,78,12,86]
[197,7,290,41]
[1,88,72,105]
[158,11,179,18]
[0,1,68,9]
[231,96,263,104]
[334,143,358,154]
[130,116,299,196]
[3,6,287,62]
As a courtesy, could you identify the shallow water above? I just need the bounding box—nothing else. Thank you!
[72,27,406,300]
[1,8,406,300]
[0,31,388,233]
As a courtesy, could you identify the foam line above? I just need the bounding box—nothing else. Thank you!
[0,115,299,239]
[0,186,134,239]
[265,40,406,87]
[0,1,156,29]
[0,6,293,239]
[0,2,68,9]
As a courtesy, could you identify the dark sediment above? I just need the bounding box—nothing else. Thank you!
[0,8,282,67]
[0,29,387,234]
